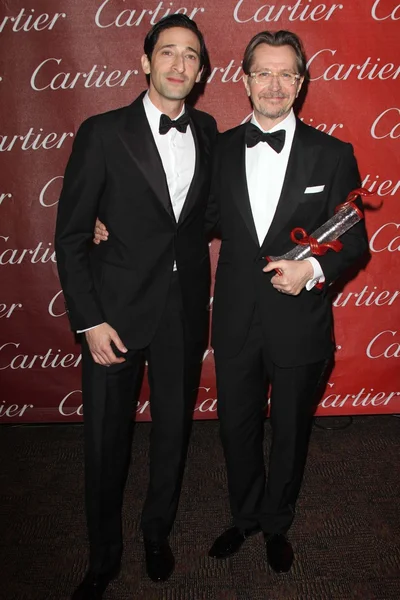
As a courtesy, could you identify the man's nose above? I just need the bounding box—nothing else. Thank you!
[172,54,185,73]
[268,74,282,90]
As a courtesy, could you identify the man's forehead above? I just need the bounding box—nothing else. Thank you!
[156,27,200,49]
[252,44,297,63]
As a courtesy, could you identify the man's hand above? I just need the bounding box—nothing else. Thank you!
[263,259,314,296]
[85,323,127,365]
[93,218,109,244]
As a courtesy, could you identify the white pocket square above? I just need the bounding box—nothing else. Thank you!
[305,185,325,194]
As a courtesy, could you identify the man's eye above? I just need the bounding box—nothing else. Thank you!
[162,50,173,56]
[259,72,271,78]
[186,54,197,60]
[281,72,292,79]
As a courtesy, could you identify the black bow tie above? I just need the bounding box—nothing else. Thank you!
[159,111,190,135]
[245,124,286,153]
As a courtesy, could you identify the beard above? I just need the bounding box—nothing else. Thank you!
[256,105,290,120]
[254,92,292,120]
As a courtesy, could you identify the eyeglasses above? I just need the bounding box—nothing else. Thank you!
[248,70,301,86]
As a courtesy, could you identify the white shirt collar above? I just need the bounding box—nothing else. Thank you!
[143,91,186,134]
[251,108,296,135]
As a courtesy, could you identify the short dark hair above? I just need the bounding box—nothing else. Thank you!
[143,14,209,71]
[242,30,307,76]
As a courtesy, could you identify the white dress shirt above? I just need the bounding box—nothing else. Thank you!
[143,91,195,225]
[245,109,324,290]
[78,92,196,333]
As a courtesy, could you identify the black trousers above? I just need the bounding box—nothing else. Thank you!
[81,273,203,576]
[215,308,330,535]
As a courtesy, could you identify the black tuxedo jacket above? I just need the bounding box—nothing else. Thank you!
[210,119,369,367]
[55,93,217,349]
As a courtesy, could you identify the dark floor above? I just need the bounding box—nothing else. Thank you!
[1,416,399,600]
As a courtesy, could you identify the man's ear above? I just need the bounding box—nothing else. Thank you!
[296,75,305,98]
[195,67,203,84]
[141,53,151,75]
[243,74,251,97]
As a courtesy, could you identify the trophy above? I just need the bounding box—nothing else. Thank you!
[266,188,373,265]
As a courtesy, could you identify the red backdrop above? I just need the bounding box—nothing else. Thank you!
[1,0,400,423]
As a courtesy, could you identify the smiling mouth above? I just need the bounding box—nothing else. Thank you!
[261,95,287,101]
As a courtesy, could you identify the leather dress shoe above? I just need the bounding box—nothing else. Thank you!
[144,539,175,582]
[71,566,120,599]
[208,525,261,559]
[264,533,294,573]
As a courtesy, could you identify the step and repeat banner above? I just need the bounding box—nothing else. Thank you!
[1,1,399,423]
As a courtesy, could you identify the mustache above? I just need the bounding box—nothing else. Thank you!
[259,93,288,99]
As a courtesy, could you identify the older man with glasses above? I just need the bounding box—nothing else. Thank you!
[208,30,368,573]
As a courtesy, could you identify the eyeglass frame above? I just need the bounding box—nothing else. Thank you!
[247,70,302,86]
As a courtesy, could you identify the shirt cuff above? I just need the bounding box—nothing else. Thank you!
[77,323,104,333]
[305,257,325,291]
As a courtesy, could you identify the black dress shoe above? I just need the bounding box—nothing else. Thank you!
[208,525,261,559]
[264,533,294,573]
[144,539,175,582]
[71,580,104,600]
[71,566,120,600]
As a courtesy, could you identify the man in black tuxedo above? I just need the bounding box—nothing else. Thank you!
[208,31,368,572]
[55,14,216,598]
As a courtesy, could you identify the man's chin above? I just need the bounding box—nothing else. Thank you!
[257,102,289,120]
[159,83,189,99]
[165,91,191,101]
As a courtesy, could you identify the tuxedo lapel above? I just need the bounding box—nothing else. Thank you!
[118,94,175,221]
[259,119,318,255]
[230,126,259,245]
[178,112,206,225]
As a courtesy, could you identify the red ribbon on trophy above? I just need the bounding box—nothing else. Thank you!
[266,188,374,277]
[288,227,343,256]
